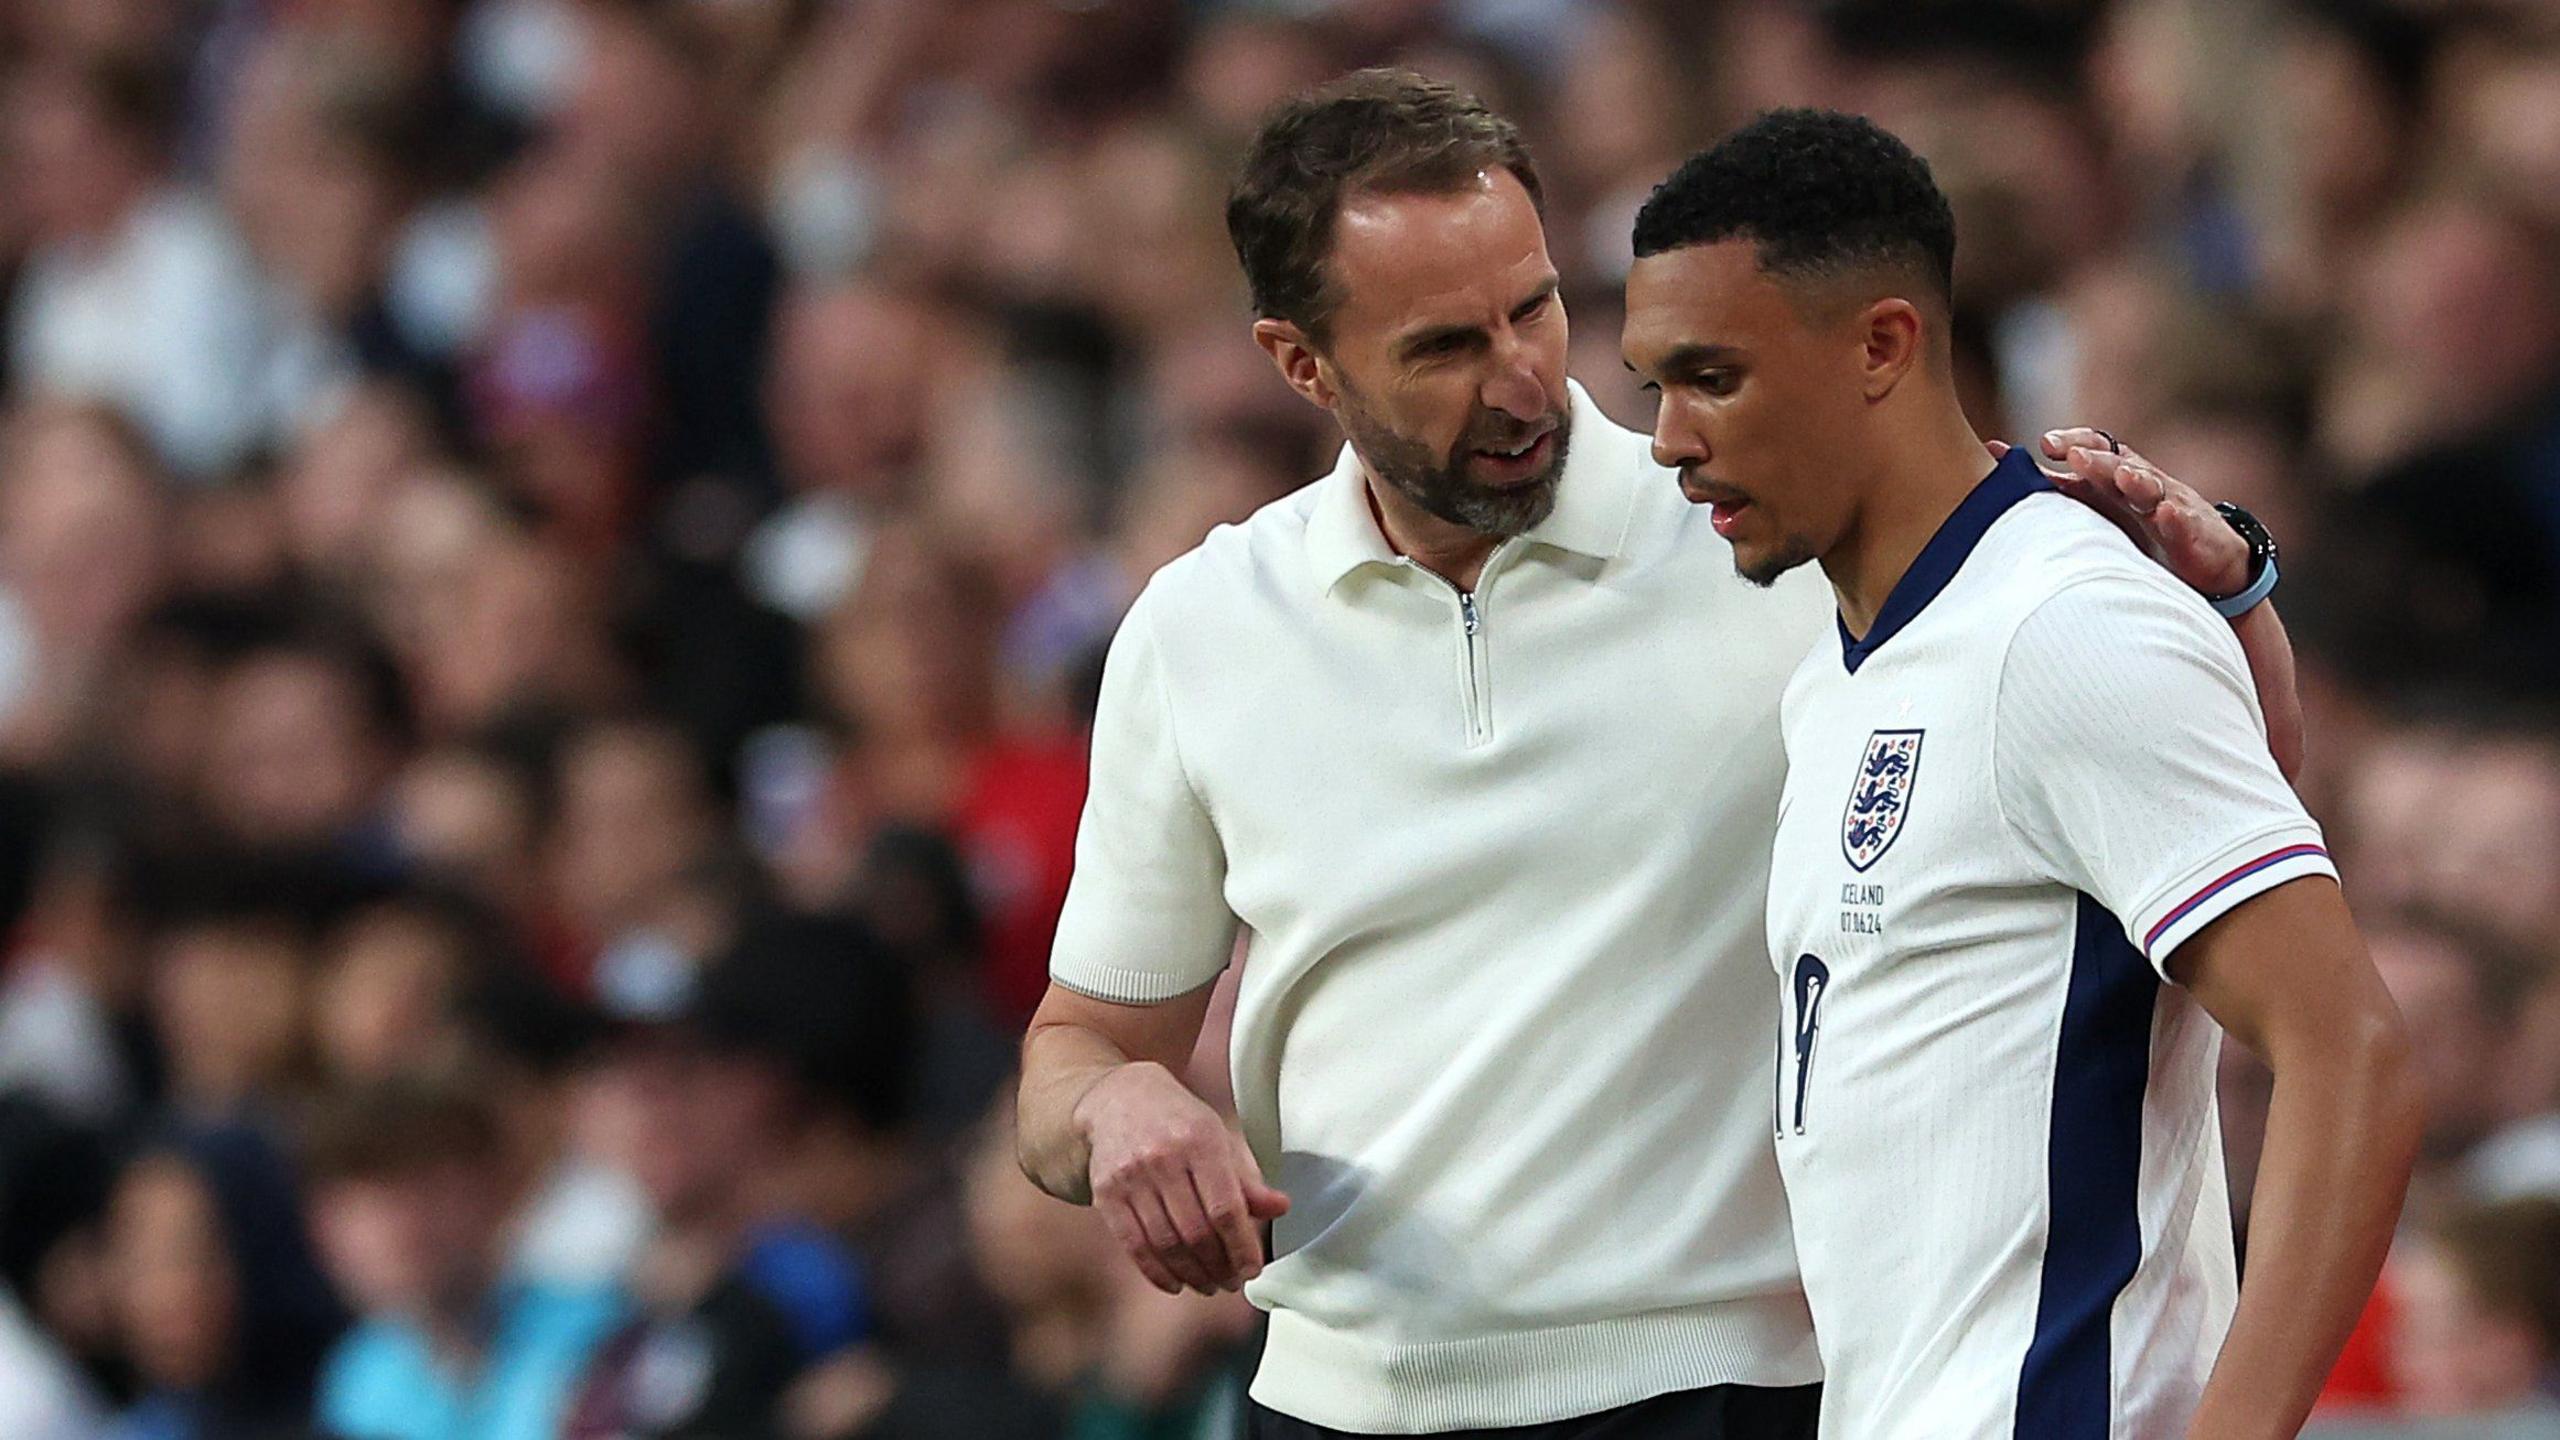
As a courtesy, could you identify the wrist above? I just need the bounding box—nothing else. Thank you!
[1071,1060,1167,1144]
[2195,550,2251,601]
[2210,555,2280,620]
[2207,502,2281,619]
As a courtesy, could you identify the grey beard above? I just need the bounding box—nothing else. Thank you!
[1336,392,1568,539]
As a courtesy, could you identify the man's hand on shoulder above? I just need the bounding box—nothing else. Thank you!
[1991,429,2251,596]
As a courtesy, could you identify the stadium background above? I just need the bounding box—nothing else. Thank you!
[0,0,2551,1436]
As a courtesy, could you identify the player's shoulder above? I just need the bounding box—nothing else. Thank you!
[1978,493,2246,692]
[1971,490,2179,607]
[1960,492,2212,638]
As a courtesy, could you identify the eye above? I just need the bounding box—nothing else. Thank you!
[1698,370,1741,397]
[1511,292,1552,324]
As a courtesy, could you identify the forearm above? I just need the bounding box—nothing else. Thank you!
[1018,1018,1143,1204]
[2229,602,2304,781]
[2189,1019,2421,1438]
[1018,980,1224,1210]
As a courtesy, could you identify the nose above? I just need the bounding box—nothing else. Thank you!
[1651,398,1708,475]
[1480,330,1546,423]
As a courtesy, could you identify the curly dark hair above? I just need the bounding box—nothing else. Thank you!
[1632,108,1956,307]
[1227,68,1544,342]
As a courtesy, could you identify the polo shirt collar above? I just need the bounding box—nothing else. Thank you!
[1306,433,1401,593]
[1836,447,2052,673]
[1306,380,1638,595]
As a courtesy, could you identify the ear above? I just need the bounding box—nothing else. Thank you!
[1857,298,1926,402]
[1253,318,1338,411]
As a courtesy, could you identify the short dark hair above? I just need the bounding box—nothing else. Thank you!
[1632,109,1957,308]
[1227,68,1544,341]
[303,1072,506,1185]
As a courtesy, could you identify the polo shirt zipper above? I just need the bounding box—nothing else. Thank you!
[1406,542,1511,747]
[1459,590,1489,746]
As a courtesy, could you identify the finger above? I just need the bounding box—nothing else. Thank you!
[1144,1186,1223,1293]
[1230,1130,1292,1220]
[1129,1186,1217,1293]
[2111,455,2171,512]
[2151,496,2203,548]
[2065,447,2164,516]
[1159,1170,1237,1290]
[2052,459,2142,523]
[2156,494,2237,563]
[1191,1165,1262,1286]
[2043,427,2124,462]
[2146,496,2249,593]
[1104,1199,1186,1295]
[1985,438,2010,459]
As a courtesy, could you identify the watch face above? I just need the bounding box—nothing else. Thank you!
[2216,503,2277,565]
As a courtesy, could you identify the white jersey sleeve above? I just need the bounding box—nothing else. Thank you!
[1048,582,1238,1002]
[1992,573,2336,978]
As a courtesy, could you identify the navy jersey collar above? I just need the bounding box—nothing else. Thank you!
[1837,448,2053,673]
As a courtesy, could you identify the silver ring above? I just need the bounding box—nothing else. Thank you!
[2093,428,2123,454]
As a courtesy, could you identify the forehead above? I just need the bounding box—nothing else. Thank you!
[1325,170,1553,335]
[1620,239,1809,362]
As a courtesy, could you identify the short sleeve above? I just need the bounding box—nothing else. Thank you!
[1994,574,2336,978]
[1047,590,1237,1002]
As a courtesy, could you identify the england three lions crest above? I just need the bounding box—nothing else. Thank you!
[1842,729,1923,872]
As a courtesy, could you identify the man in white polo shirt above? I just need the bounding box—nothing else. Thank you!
[1016,70,2303,1440]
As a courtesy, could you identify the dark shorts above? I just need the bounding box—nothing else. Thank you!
[1250,1383,1823,1440]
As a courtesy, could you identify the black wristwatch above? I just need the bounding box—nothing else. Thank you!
[2208,502,2279,619]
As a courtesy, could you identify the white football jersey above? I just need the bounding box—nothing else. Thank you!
[1765,452,2336,1439]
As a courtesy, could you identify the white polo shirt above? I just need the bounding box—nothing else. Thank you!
[1051,383,1833,1432]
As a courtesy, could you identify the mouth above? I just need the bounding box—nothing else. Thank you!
[1681,474,1756,538]
[1468,427,1556,486]
[1707,497,1754,539]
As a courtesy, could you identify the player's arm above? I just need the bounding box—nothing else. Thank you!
[1997,576,2407,1440]
[1013,588,1285,1297]
[2010,429,2307,779]
[2221,604,2303,782]
[2171,880,2422,1440]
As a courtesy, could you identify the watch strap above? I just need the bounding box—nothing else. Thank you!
[2211,552,2279,620]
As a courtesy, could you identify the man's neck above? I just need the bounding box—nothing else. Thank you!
[1363,477,1501,592]
[1823,410,2005,639]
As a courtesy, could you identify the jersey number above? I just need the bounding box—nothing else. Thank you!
[1789,954,1830,1136]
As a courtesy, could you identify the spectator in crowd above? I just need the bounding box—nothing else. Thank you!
[563,911,891,1438]
[0,1,2548,1433]
[304,1070,623,1440]
[7,53,274,478]
[2386,1198,2560,1423]
[311,888,507,1086]
[196,626,408,865]
[0,1097,122,1433]
[0,403,170,769]
[0,813,160,1127]
[103,1124,345,1440]
[143,865,327,1129]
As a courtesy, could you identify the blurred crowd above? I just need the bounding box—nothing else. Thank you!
[0,0,2550,1437]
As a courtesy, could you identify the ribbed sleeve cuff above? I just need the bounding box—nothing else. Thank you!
[2132,828,2336,976]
